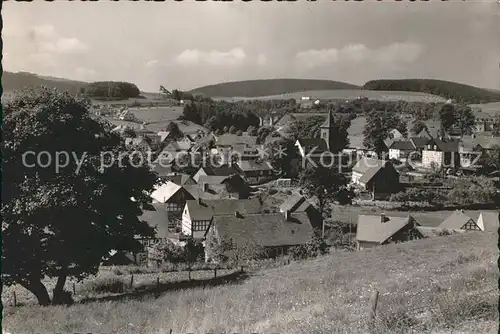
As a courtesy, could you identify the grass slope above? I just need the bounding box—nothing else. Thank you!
[190,79,361,98]
[215,89,446,103]
[364,79,500,104]
[3,232,497,334]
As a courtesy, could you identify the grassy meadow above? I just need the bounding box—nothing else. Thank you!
[214,89,447,103]
[3,232,497,334]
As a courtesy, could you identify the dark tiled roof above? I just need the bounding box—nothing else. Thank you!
[439,210,476,229]
[216,134,258,147]
[237,160,273,172]
[352,157,395,184]
[199,164,240,177]
[211,212,314,247]
[297,138,329,153]
[410,137,430,149]
[433,138,460,152]
[389,139,416,151]
[279,194,308,213]
[356,214,418,244]
[165,174,196,186]
[186,198,263,221]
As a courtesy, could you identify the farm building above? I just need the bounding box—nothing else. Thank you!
[150,181,196,214]
[421,137,460,169]
[438,210,483,231]
[193,164,241,183]
[182,198,263,240]
[235,160,274,184]
[351,157,400,196]
[279,193,323,232]
[355,214,423,250]
[204,211,315,262]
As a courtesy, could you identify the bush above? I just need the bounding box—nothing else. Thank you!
[83,275,125,294]
[290,236,328,260]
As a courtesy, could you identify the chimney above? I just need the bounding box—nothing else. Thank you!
[197,198,202,205]
[234,211,239,218]
[381,213,386,223]
[284,210,290,221]
[202,182,208,192]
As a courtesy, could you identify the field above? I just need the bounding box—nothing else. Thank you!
[214,89,447,103]
[469,102,500,118]
[3,232,497,333]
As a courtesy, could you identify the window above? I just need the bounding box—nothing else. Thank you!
[193,220,209,232]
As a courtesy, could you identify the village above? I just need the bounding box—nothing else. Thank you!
[90,95,500,268]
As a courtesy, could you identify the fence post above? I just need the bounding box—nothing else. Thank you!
[240,265,244,273]
[72,283,76,295]
[188,267,192,281]
[13,291,17,307]
[156,276,160,289]
[369,290,379,332]
[130,274,134,288]
[214,267,217,278]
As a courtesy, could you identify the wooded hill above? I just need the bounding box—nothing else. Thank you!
[190,79,361,98]
[363,79,500,104]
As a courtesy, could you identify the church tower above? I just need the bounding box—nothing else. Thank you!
[319,110,334,151]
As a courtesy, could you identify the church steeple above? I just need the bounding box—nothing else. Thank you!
[320,110,334,151]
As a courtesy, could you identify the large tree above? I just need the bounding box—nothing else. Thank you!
[166,121,184,140]
[454,104,476,137]
[363,110,406,157]
[439,103,456,136]
[2,88,158,305]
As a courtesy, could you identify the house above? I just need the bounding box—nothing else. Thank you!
[355,214,422,250]
[388,139,417,161]
[182,198,263,239]
[279,193,323,232]
[193,164,241,183]
[388,129,403,140]
[351,157,400,196]
[421,137,460,169]
[460,135,500,167]
[204,211,315,262]
[162,139,193,152]
[235,160,274,184]
[150,181,196,214]
[438,210,483,231]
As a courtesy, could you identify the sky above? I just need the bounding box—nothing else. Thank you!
[3,1,499,92]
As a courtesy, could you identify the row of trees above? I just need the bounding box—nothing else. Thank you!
[83,81,141,99]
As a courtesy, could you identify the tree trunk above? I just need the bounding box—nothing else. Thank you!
[20,280,51,306]
[52,273,68,305]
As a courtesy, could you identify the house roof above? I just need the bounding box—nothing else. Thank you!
[410,136,431,149]
[427,138,460,152]
[279,194,309,213]
[216,134,258,147]
[198,164,240,177]
[150,182,182,203]
[210,212,314,247]
[139,203,170,238]
[152,163,173,177]
[237,160,273,172]
[461,135,500,151]
[320,111,333,129]
[389,139,416,151]
[296,138,329,153]
[183,184,240,201]
[352,157,394,184]
[438,210,476,230]
[157,131,171,142]
[185,198,263,221]
[196,175,231,185]
[163,140,193,152]
[476,212,499,232]
[165,173,195,186]
[356,214,418,244]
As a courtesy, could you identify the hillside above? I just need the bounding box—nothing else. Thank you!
[3,232,497,333]
[217,89,446,103]
[2,71,88,95]
[190,79,360,98]
[364,79,500,104]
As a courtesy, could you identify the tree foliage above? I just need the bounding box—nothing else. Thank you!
[453,104,476,137]
[166,121,184,140]
[363,110,407,157]
[2,88,158,305]
[84,81,141,100]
